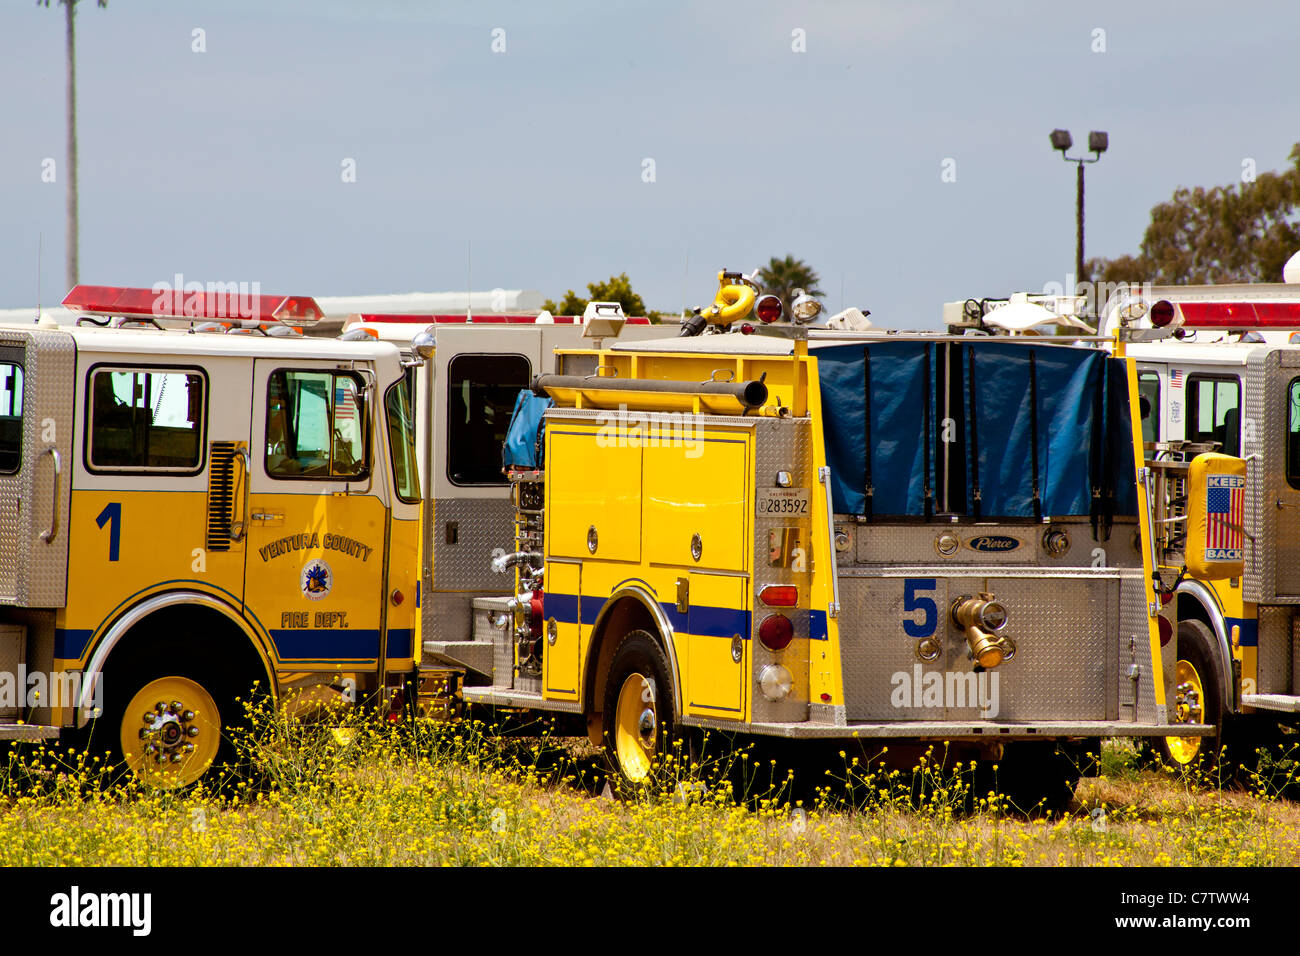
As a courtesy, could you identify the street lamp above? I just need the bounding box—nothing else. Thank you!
[1050,129,1108,289]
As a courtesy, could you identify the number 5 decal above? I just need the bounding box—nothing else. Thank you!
[903,578,937,638]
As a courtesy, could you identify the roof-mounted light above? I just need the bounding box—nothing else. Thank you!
[790,288,822,324]
[754,294,783,323]
[62,285,323,327]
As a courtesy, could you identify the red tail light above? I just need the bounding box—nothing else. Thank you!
[754,295,783,323]
[759,585,799,607]
[758,613,794,651]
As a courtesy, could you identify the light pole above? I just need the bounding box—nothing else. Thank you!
[1050,129,1108,286]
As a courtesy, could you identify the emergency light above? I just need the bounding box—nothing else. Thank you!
[63,285,323,325]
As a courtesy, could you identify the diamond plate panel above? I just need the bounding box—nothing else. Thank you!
[838,569,1116,722]
[1258,606,1293,695]
[0,625,23,719]
[472,596,514,688]
[431,497,517,591]
[1244,352,1268,603]
[751,417,812,724]
[1118,571,1160,724]
[0,329,75,607]
[849,520,1142,569]
[424,590,501,648]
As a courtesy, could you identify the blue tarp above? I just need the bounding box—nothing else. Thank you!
[502,390,553,469]
[816,341,1136,523]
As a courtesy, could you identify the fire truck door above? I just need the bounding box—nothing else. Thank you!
[1272,357,1300,597]
[246,360,388,672]
[0,330,74,607]
[426,329,540,643]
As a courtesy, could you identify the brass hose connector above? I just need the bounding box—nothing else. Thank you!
[951,593,1013,670]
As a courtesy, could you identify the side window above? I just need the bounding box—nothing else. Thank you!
[1287,378,1300,489]
[1187,374,1241,455]
[0,363,22,474]
[266,370,368,479]
[447,353,530,486]
[88,367,205,472]
[1137,371,1160,445]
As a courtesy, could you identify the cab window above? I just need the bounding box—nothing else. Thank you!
[446,353,530,486]
[0,363,21,474]
[386,381,420,502]
[88,367,205,472]
[266,370,368,480]
[1187,374,1240,455]
[1138,371,1160,445]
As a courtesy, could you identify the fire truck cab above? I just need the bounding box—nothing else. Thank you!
[1100,283,1300,768]
[0,286,421,787]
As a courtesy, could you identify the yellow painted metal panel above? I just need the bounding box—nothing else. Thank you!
[243,491,388,668]
[1186,452,1247,581]
[547,429,642,562]
[544,561,580,700]
[644,432,749,572]
[684,572,748,719]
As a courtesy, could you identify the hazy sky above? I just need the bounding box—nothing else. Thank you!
[2,0,1297,324]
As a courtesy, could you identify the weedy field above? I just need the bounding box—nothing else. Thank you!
[3,700,1299,867]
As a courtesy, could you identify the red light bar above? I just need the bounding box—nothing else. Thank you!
[353,313,653,326]
[62,285,323,324]
[1171,300,1300,331]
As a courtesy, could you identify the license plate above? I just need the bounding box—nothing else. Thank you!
[756,487,811,516]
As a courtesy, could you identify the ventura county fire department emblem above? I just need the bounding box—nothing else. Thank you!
[301,559,333,601]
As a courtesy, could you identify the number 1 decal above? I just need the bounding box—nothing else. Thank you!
[96,502,122,562]
[903,578,937,638]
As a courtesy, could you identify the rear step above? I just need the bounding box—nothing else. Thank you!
[422,640,494,678]
[0,722,60,741]
[1241,693,1300,713]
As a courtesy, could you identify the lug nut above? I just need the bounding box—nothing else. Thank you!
[182,710,195,722]
[187,726,200,737]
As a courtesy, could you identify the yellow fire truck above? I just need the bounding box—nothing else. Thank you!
[424,274,1222,810]
[0,285,422,787]
[1095,282,1300,770]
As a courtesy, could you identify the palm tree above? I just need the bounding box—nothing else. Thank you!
[40,0,107,292]
[756,255,825,305]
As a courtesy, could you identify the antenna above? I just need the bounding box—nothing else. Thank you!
[466,239,472,323]
[36,233,42,324]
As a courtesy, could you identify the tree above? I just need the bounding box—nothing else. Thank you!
[542,273,659,319]
[1088,143,1300,285]
[756,255,825,303]
[39,0,108,292]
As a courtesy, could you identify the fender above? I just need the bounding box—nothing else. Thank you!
[585,585,682,718]
[76,590,278,726]
[1175,579,1235,708]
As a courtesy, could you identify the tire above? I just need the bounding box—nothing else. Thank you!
[95,641,254,790]
[1153,619,1227,775]
[600,631,676,790]
[984,742,1082,816]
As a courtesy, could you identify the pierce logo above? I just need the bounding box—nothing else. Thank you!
[301,559,333,601]
[966,535,1020,553]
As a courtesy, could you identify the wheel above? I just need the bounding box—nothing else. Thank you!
[601,631,675,789]
[984,742,1082,816]
[98,644,251,790]
[1154,619,1225,772]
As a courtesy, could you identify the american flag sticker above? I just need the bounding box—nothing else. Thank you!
[1205,473,1245,561]
[1170,368,1185,389]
